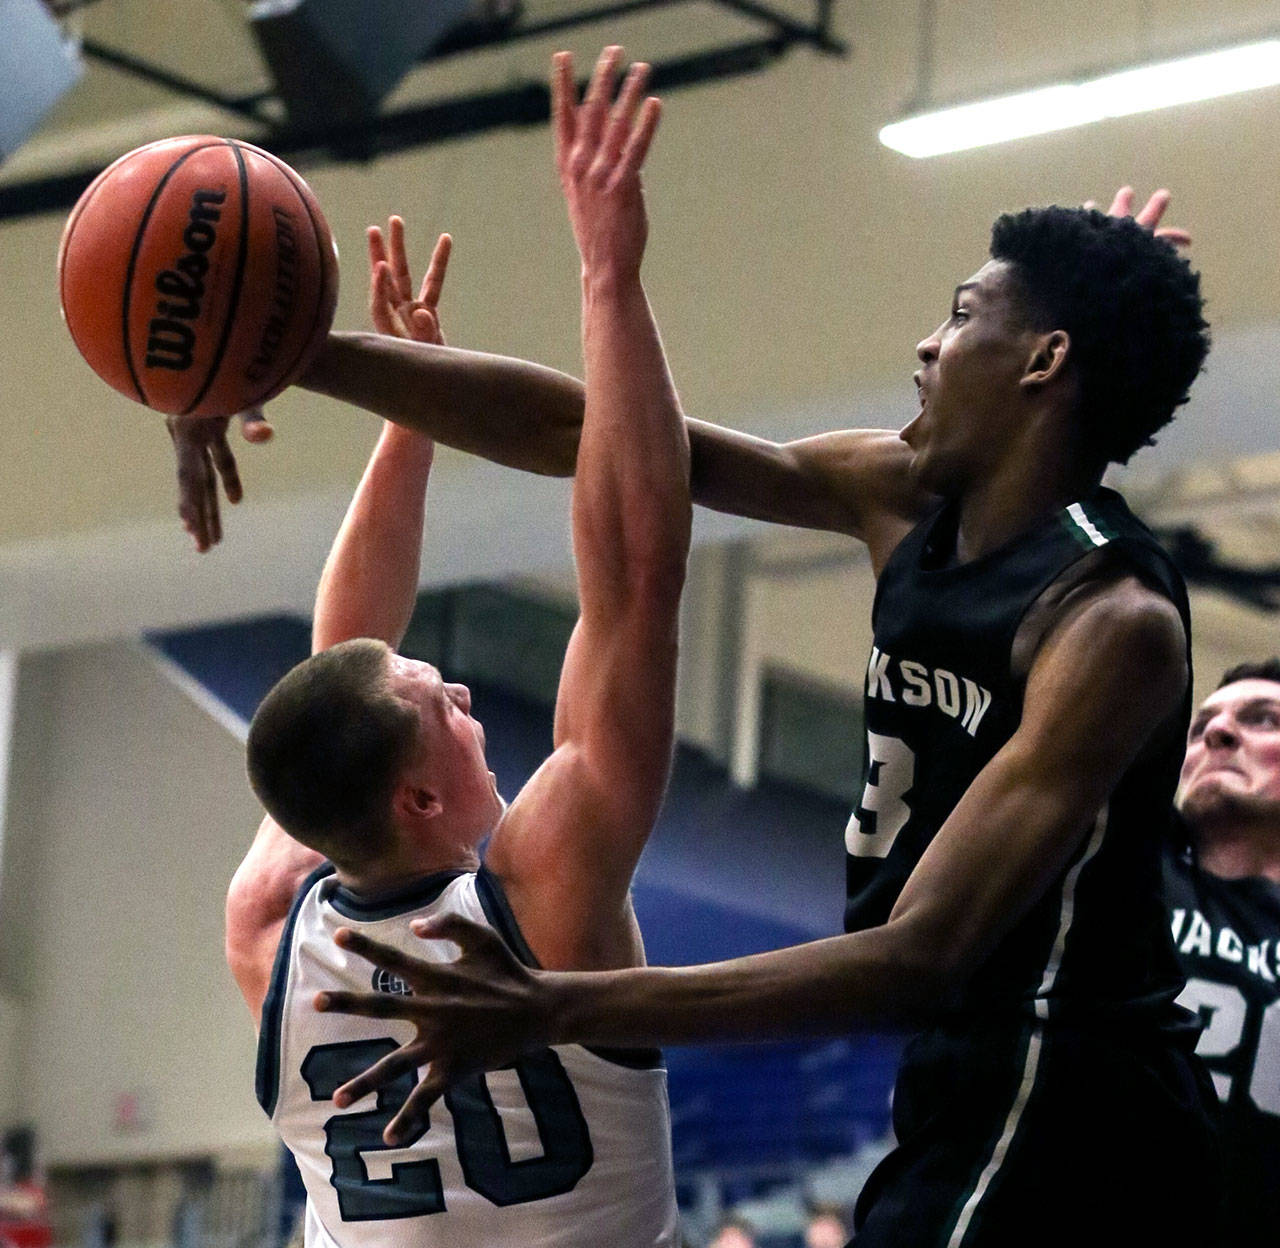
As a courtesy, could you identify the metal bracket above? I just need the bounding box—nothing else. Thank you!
[0,0,845,220]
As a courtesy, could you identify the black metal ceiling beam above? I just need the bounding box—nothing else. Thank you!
[432,0,691,54]
[1155,526,1280,613]
[80,38,270,125]
[713,0,844,52]
[241,36,789,163]
[0,0,846,221]
[0,35,799,220]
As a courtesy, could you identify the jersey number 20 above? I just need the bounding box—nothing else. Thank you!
[301,1038,594,1219]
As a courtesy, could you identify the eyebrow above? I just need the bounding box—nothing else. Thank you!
[1191,697,1280,730]
[952,281,980,302]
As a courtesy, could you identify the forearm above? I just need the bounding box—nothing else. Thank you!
[301,332,584,477]
[313,422,433,652]
[543,924,939,1049]
[305,334,843,530]
[575,275,691,601]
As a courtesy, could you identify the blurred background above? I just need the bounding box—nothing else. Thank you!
[0,1,1277,1244]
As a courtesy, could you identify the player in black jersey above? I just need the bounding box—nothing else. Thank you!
[1167,660,1280,1248]
[303,162,1218,1244]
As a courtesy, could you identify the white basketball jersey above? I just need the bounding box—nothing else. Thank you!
[257,864,679,1248]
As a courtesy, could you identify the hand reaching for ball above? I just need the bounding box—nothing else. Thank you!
[168,408,273,554]
[170,218,453,551]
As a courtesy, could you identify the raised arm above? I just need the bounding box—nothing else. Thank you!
[483,49,689,971]
[226,228,453,1023]
[311,225,451,652]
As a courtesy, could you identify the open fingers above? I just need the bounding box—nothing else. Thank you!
[314,988,416,1021]
[209,429,242,505]
[387,216,413,302]
[1105,186,1134,217]
[409,911,491,956]
[417,233,452,308]
[552,51,577,166]
[577,45,623,155]
[600,61,650,164]
[202,450,221,548]
[334,927,431,983]
[616,95,661,181]
[1133,188,1171,230]
[384,1070,450,1146]
[172,438,208,548]
[333,1043,424,1109]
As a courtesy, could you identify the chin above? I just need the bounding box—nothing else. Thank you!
[910,453,958,499]
[1180,784,1240,826]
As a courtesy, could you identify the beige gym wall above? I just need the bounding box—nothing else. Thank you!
[2,644,270,1162]
[2,0,1279,1167]
[0,0,1278,645]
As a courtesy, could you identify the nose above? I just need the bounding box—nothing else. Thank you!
[916,332,939,364]
[448,683,472,714]
[1201,710,1239,751]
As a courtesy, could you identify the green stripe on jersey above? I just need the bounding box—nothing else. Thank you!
[1061,501,1113,549]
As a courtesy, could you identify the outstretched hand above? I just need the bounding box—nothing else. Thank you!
[553,46,661,282]
[168,409,273,553]
[315,914,550,1145]
[368,217,452,348]
[171,223,451,552]
[1086,186,1191,248]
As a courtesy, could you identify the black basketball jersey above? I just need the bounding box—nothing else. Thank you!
[1164,841,1280,1248]
[846,488,1220,1248]
[847,486,1191,1026]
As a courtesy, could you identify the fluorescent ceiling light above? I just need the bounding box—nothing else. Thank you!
[880,38,1280,158]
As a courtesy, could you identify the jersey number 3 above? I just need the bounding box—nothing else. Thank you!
[301,1038,594,1219]
[847,732,915,859]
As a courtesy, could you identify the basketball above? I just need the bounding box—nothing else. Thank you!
[57,135,339,418]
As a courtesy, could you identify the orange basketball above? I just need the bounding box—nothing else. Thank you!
[58,135,339,418]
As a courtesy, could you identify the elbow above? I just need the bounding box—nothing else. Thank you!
[877,916,972,1026]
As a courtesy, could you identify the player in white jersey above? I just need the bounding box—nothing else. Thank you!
[268,871,676,1247]
[224,48,686,1247]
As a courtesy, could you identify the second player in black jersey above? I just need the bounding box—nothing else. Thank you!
[1166,661,1280,1248]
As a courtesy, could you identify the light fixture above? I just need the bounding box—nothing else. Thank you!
[880,38,1280,158]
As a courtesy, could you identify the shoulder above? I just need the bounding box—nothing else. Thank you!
[1018,552,1186,685]
[1058,573,1184,656]
[1035,573,1186,698]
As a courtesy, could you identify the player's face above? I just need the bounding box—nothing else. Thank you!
[900,259,1039,496]
[386,655,504,836]
[1181,679,1280,826]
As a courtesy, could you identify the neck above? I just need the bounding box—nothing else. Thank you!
[1195,820,1280,884]
[954,419,1100,563]
[334,837,480,897]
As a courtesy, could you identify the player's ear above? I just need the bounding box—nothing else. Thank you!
[1020,329,1070,391]
[396,783,443,823]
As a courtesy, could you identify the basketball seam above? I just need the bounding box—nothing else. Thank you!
[182,141,251,417]
[120,142,225,407]
[239,145,333,412]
